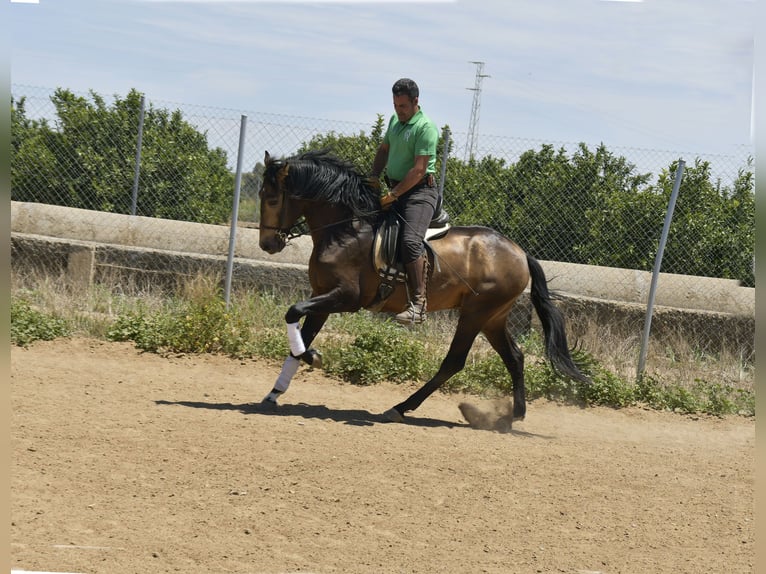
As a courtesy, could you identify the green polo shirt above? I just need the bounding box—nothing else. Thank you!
[383,108,438,181]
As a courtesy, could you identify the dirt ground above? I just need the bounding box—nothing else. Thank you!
[10,338,754,574]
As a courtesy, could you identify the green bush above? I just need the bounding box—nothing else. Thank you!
[323,318,429,385]
[634,373,753,416]
[578,367,635,408]
[11,298,71,347]
[106,312,168,352]
[635,374,666,406]
[445,355,512,395]
[733,388,756,417]
[252,328,290,360]
[106,293,256,357]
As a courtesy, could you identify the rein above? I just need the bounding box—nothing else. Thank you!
[260,213,364,246]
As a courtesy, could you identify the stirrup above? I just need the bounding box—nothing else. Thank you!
[394,302,426,325]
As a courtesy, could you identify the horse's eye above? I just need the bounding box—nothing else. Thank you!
[259,183,280,205]
[259,180,273,195]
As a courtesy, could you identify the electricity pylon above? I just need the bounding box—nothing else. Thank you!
[464,61,490,161]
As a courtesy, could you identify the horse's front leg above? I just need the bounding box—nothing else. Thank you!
[262,288,354,405]
[261,311,328,405]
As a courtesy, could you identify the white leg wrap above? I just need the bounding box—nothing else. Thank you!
[287,321,306,357]
[274,355,300,393]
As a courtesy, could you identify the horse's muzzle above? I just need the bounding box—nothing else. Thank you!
[259,234,286,254]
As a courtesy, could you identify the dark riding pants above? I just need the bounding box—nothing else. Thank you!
[393,181,438,264]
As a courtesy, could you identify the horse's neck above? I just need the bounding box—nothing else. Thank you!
[304,204,372,245]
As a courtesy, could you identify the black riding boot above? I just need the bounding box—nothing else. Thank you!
[395,254,428,325]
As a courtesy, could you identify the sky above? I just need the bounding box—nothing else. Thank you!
[8,0,755,158]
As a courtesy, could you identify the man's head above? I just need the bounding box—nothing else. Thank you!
[392,78,419,100]
[392,78,420,123]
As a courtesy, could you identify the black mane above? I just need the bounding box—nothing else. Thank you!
[267,149,380,222]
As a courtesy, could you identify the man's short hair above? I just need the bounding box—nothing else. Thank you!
[392,78,419,100]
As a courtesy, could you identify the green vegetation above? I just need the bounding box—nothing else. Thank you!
[322,317,429,385]
[9,281,754,418]
[11,89,234,223]
[10,297,71,347]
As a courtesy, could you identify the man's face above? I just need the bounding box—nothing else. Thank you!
[393,94,418,123]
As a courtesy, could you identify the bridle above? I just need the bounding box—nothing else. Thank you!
[258,219,307,245]
[258,175,308,244]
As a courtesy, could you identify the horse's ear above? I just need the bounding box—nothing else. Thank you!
[264,151,271,164]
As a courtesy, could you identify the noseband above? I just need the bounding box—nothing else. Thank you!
[259,223,305,244]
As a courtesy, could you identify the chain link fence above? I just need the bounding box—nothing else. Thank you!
[10,84,755,376]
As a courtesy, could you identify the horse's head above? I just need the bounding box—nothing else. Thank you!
[259,151,304,254]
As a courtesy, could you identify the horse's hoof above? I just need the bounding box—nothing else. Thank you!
[260,396,279,410]
[493,417,513,434]
[307,349,322,369]
[383,407,405,423]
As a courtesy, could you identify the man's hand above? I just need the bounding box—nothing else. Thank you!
[380,192,397,209]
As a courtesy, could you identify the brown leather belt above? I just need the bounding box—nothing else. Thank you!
[386,173,436,188]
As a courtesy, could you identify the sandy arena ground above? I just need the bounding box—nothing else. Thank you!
[11,338,754,574]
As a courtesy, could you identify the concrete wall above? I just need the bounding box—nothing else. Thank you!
[10,201,314,266]
[10,233,312,296]
[11,201,754,317]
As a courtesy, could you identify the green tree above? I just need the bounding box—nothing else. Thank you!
[658,158,754,286]
[298,114,387,172]
[575,144,657,269]
[442,155,513,228]
[294,125,755,285]
[298,115,452,183]
[579,156,754,286]
[723,165,755,286]
[505,143,600,262]
[582,181,666,270]
[11,88,234,224]
[12,96,67,207]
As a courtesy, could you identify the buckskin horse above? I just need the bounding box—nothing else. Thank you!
[257,149,589,424]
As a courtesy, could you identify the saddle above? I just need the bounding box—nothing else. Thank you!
[369,199,450,309]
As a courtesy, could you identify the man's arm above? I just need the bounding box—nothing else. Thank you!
[370,143,390,177]
[389,155,429,198]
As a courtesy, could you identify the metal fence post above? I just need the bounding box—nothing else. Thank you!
[131,94,146,216]
[439,126,450,198]
[224,115,248,308]
[637,159,686,379]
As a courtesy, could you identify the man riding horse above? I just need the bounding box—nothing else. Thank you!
[370,78,439,325]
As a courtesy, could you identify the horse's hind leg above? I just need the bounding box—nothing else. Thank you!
[482,316,526,421]
[385,316,482,422]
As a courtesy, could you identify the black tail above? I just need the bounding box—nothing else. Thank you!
[527,255,590,383]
